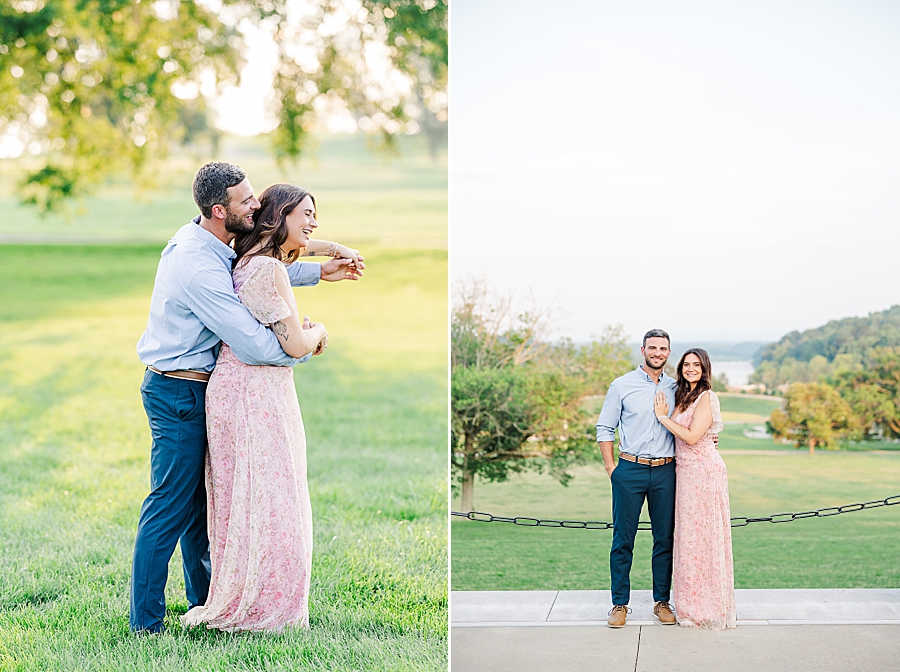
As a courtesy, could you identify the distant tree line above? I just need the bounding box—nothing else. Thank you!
[751,305,900,389]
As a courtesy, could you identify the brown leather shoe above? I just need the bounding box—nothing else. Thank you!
[654,601,676,625]
[607,605,630,628]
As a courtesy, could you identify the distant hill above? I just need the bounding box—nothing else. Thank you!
[753,305,900,366]
[628,341,767,365]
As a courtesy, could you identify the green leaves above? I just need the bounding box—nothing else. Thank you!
[2,0,237,212]
[451,281,632,508]
[769,382,859,451]
[266,0,448,162]
[763,347,900,451]
[830,347,900,438]
[20,163,76,210]
[451,365,533,483]
[3,0,447,212]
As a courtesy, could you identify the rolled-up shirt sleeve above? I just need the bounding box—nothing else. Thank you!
[286,261,321,287]
[596,383,622,442]
[186,269,299,367]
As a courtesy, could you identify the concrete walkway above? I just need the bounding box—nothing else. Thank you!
[451,590,900,671]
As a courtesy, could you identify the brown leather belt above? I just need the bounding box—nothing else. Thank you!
[147,365,211,383]
[618,453,674,467]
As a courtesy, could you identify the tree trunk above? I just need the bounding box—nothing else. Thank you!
[809,437,816,454]
[461,468,475,513]
[461,434,475,512]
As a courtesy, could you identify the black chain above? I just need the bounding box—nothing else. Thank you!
[451,494,900,530]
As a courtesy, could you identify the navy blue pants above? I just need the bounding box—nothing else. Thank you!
[130,369,211,632]
[609,458,675,605]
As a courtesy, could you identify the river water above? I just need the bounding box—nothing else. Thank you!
[710,360,755,386]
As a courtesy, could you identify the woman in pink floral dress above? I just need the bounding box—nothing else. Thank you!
[183,184,329,632]
[654,348,736,630]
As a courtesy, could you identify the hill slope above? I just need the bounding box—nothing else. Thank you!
[754,305,900,366]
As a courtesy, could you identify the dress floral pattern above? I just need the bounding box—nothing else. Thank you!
[183,255,312,632]
[672,390,736,630]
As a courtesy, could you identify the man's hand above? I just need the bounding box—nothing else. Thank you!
[320,257,363,282]
[302,316,328,355]
[599,441,616,480]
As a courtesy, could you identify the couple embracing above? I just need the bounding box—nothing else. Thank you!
[597,329,736,630]
[131,162,363,634]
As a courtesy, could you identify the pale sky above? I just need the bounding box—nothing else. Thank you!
[211,20,281,136]
[450,0,900,342]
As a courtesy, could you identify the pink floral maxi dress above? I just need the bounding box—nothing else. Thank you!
[183,255,313,632]
[672,390,736,630]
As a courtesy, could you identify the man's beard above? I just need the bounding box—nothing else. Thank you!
[223,208,254,234]
[644,355,668,372]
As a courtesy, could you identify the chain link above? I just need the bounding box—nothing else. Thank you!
[450,494,900,529]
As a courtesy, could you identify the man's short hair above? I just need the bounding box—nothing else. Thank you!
[192,162,246,219]
[642,329,670,348]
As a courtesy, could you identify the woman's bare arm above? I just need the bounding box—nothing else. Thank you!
[302,240,366,270]
[271,265,327,358]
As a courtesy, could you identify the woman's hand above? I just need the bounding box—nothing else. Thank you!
[657,391,713,446]
[334,244,366,271]
[654,392,669,420]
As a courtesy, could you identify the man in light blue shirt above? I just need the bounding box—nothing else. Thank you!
[596,329,678,628]
[130,162,362,633]
[135,216,321,372]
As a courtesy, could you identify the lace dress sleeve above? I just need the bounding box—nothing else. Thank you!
[238,257,294,325]
[708,391,724,433]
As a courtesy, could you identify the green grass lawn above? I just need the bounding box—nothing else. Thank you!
[451,455,900,592]
[0,136,448,671]
[717,393,782,418]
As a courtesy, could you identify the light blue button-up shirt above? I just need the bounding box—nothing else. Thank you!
[596,366,678,459]
[136,220,321,372]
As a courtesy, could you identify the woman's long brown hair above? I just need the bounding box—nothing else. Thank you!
[233,183,316,265]
[674,347,713,412]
